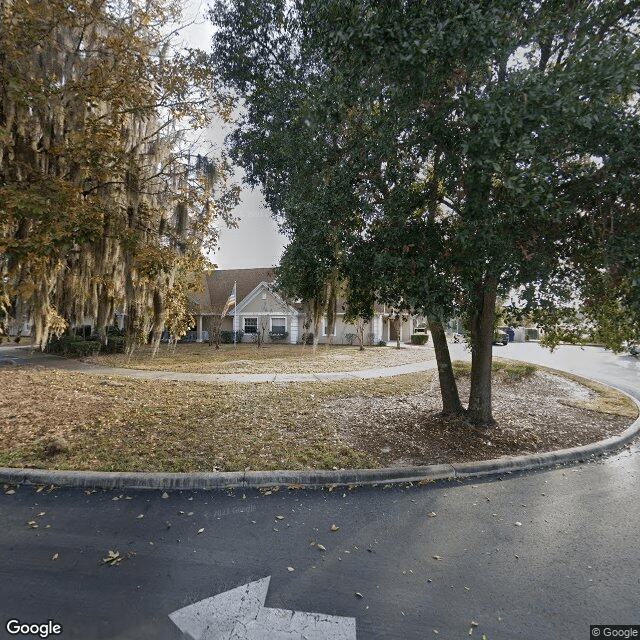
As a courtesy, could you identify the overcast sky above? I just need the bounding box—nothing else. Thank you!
[181,1,287,270]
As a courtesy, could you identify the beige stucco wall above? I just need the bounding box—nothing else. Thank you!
[203,311,417,345]
[237,313,296,342]
[381,316,414,343]
[198,314,297,343]
[311,316,374,345]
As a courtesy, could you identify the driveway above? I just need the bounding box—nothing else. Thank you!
[449,340,640,398]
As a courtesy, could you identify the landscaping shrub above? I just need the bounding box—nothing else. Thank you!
[101,335,125,353]
[344,333,357,345]
[74,325,92,340]
[46,335,101,357]
[72,340,102,357]
[376,340,387,347]
[220,330,244,343]
[48,328,124,355]
[411,334,429,345]
[46,334,82,353]
[269,331,289,342]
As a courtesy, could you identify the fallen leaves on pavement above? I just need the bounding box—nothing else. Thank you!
[100,550,136,566]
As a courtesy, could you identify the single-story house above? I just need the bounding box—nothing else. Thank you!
[189,268,418,345]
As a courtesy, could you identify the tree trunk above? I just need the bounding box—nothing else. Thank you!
[312,316,321,353]
[300,317,312,351]
[150,290,164,357]
[427,316,464,415]
[96,293,112,346]
[467,278,498,425]
[357,320,365,351]
[208,316,222,349]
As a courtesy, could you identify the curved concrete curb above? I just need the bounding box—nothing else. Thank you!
[1,379,639,492]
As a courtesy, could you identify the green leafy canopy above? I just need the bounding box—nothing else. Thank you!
[210,0,640,421]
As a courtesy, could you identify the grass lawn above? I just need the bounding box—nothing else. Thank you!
[0,367,429,472]
[83,342,435,373]
[0,359,636,473]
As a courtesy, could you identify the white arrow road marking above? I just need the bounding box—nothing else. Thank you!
[169,576,357,639]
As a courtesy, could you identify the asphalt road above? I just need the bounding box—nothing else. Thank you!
[1,344,638,640]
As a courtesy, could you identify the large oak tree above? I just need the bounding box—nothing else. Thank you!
[211,0,640,424]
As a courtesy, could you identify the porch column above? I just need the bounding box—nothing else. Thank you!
[289,313,299,344]
[196,315,203,342]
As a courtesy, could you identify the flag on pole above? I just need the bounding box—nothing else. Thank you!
[233,282,238,346]
[221,283,236,319]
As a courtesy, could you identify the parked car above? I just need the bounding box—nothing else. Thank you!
[493,330,509,346]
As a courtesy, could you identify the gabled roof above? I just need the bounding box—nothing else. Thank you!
[199,268,277,313]
[195,267,390,316]
[234,281,298,315]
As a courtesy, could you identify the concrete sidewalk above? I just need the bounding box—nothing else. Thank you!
[0,344,439,383]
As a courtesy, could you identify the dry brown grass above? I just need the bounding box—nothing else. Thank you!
[0,367,411,472]
[83,342,435,374]
[0,360,636,473]
[537,368,638,418]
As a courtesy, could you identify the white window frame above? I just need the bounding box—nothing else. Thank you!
[244,317,258,333]
[322,317,337,337]
[270,316,287,334]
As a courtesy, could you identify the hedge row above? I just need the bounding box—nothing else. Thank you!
[219,330,245,343]
[46,332,125,356]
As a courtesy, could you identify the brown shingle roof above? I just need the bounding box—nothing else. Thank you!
[199,268,277,313]
[195,267,388,316]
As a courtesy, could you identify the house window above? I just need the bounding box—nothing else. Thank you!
[271,317,286,335]
[244,317,258,333]
[322,317,337,336]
